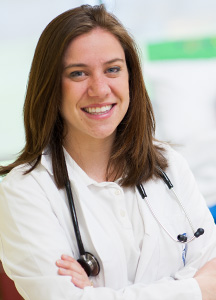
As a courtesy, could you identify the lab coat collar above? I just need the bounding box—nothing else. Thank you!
[63,149,122,189]
[40,148,53,176]
[41,146,121,188]
[63,148,95,187]
[40,147,95,186]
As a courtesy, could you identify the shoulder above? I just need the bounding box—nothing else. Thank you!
[0,159,53,205]
[0,149,53,191]
[0,164,33,190]
[1,163,40,188]
[155,141,190,172]
[153,141,197,192]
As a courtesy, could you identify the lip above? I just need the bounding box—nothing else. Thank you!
[81,103,116,120]
[81,102,115,109]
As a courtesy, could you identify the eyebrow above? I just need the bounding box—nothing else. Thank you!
[64,58,125,70]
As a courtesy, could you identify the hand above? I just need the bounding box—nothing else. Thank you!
[194,258,216,300]
[56,254,93,289]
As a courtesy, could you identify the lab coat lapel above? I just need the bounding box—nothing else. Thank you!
[134,188,160,283]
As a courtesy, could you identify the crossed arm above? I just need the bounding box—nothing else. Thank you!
[56,255,216,300]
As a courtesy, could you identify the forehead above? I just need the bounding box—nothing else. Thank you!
[63,28,125,65]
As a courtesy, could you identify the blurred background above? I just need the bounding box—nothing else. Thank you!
[0,0,216,205]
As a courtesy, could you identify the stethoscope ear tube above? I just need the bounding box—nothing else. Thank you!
[177,228,204,243]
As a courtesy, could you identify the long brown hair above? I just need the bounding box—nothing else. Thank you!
[0,4,167,188]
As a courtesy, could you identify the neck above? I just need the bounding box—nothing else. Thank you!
[63,133,115,182]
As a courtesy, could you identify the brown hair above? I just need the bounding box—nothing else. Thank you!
[0,4,167,187]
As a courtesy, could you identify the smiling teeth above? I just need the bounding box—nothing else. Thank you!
[83,105,113,115]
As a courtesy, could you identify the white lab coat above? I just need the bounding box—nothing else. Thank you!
[0,145,216,300]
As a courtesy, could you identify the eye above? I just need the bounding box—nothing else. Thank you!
[69,71,85,78]
[106,66,121,74]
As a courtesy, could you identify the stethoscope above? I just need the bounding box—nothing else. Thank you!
[64,164,204,277]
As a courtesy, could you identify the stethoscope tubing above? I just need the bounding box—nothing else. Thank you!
[142,186,197,244]
[138,166,204,244]
[65,180,86,255]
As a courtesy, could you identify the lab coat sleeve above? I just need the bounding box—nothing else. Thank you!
[0,165,203,300]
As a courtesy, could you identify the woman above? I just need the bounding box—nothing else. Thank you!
[0,4,216,300]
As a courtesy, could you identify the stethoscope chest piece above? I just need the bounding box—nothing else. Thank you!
[77,252,100,276]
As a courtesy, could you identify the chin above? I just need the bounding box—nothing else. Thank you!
[90,129,116,140]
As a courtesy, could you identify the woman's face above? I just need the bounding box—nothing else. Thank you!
[61,28,129,143]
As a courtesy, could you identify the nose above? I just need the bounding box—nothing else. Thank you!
[87,75,111,98]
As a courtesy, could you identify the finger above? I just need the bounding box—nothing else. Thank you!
[71,276,92,289]
[61,254,76,262]
[57,267,85,278]
[58,257,88,275]
[58,268,92,289]
[61,255,85,272]
[58,267,73,276]
[57,266,88,281]
[56,259,85,275]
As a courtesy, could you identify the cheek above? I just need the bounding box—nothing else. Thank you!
[115,76,129,99]
[62,78,87,105]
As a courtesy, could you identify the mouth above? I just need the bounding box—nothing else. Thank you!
[82,104,115,115]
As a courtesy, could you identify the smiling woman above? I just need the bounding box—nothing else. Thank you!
[0,4,166,188]
[0,4,216,300]
[61,28,130,165]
